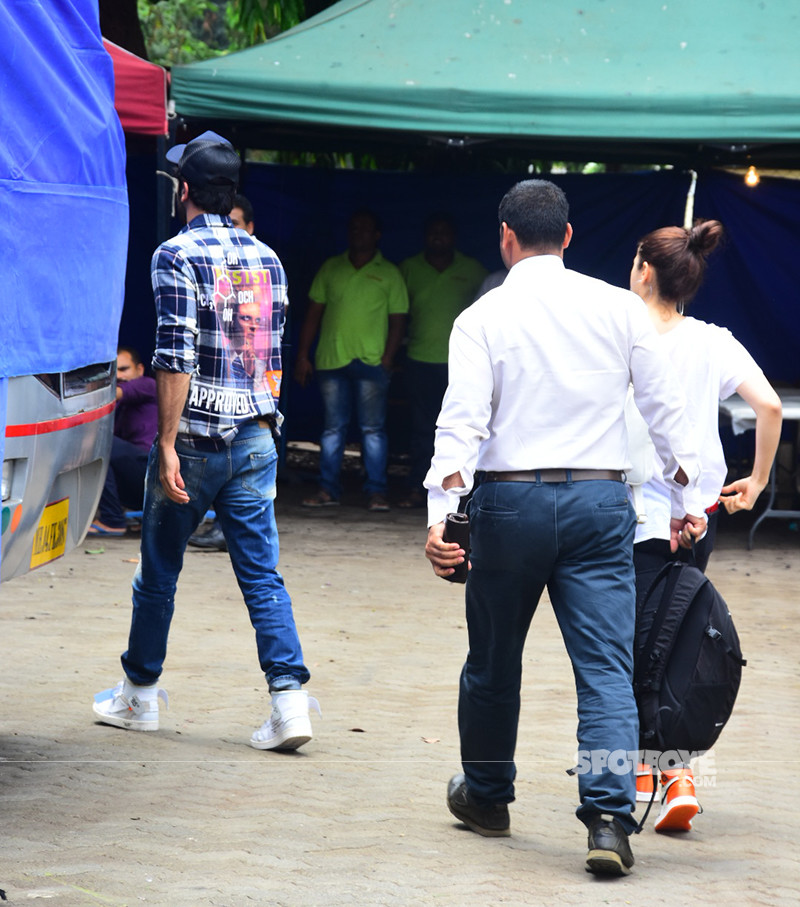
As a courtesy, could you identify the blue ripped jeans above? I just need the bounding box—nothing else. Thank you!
[122,421,309,692]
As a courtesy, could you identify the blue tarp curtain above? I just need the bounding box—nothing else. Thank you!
[202,165,794,442]
[693,172,800,384]
[117,163,798,443]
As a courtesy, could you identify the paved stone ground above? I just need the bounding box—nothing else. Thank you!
[1,474,798,906]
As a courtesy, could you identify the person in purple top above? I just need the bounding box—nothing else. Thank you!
[89,347,158,536]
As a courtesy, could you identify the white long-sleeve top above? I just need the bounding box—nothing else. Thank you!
[424,254,704,526]
[635,317,763,543]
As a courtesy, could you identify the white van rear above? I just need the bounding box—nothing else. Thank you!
[2,366,116,580]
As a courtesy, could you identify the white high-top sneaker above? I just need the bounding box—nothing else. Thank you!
[93,678,168,731]
[654,767,701,832]
[250,690,321,751]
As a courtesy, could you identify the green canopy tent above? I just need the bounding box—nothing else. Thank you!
[163,0,800,450]
[170,0,800,166]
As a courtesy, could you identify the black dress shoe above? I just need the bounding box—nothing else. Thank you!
[446,774,510,837]
[188,520,227,551]
[585,814,635,876]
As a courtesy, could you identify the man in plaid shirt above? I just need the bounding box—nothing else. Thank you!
[93,132,318,751]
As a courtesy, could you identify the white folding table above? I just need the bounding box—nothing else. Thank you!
[718,391,800,549]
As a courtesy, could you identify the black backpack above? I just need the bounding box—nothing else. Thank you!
[634,561,747,757]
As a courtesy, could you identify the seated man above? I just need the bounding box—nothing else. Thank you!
[89,346,157,536]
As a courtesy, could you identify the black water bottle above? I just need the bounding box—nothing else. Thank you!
[442,512,470,584]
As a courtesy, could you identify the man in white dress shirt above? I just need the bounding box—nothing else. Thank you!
[424,180,707,876]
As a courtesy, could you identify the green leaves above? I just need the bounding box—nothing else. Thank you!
[137,0,307,68]
[231,0,306,43]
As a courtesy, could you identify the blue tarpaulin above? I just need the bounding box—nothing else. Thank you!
[0,0,129,380]
[0,0,128,580]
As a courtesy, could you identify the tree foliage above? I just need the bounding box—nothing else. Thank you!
[233,0,306,43]
[137,0,308,67]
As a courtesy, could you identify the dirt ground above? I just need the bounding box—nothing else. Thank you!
[2,470,799,907]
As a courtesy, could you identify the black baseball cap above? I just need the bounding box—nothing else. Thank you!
[166,130,240,187]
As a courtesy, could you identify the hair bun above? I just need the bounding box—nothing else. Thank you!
[688,219,724,256]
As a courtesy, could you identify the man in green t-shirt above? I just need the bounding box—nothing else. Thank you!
[398,214,487,508]
[294,209,408,512]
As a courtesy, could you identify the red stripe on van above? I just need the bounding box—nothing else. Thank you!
[5,401,116,438]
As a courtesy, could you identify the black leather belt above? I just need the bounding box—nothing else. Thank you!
[178,416,278,452]
[177,434,229,452]
[482,469,624,483]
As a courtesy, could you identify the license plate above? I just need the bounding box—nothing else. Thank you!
[30,498,69,569]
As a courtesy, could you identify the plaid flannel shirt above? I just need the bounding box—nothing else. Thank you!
[151,213,288,441]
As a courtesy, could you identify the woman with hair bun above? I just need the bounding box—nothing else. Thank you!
[628,219,782,833]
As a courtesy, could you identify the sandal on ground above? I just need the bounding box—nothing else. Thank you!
[368,493,390,512]
[302,489,340,508]
[87,520,127,537]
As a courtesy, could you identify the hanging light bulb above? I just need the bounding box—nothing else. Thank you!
[745,165,760,187]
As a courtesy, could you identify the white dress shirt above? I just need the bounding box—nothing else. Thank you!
[424,254,704,526]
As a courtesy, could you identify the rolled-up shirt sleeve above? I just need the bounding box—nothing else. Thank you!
[424,312,493,526]
[150,245,199,375]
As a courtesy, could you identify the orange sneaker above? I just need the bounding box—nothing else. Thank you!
[636,763,657,803]
[654,767,701,832]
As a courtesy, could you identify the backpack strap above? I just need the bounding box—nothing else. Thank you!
[634,562,708,693]
[635,535,701,633]
[632,766,659,835]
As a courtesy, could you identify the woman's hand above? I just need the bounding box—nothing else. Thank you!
[719,476,768,513]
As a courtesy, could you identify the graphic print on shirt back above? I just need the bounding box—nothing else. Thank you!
[187,264,280,421]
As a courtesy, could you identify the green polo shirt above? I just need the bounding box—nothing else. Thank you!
[399,251,488,363]
[309,250,409,371]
